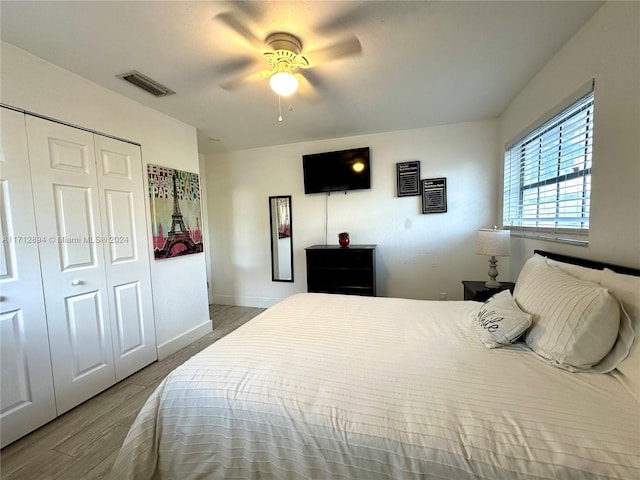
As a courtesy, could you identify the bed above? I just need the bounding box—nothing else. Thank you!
[111,250,640,479]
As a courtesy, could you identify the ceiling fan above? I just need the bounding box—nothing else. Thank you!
[215,11,362,100]
[260,32,309,97]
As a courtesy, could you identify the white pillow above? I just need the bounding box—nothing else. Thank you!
[615,334,640,401]
[514,260,620,371]
[515,253,604,295]
[476,290,532,349]
[513,254,546,299]
[546,256,604,283]
[600,269,639,400]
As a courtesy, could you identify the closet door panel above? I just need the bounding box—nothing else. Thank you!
[26,116,115,415]
[104,189,137,262]
[1,311,32,411]
[65,290,111,377]
[114,281,145,353]
[94,135,156,381]
[0,108,56,447]
[53,184,100,269]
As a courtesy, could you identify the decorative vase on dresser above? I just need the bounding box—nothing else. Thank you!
[338,232,350,247]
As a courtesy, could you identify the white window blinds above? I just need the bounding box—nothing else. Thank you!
[503,83,594,244]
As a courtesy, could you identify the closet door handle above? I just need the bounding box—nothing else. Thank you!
[0,296,5,302]
[71,279,83,286]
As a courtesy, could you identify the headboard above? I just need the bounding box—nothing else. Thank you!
[534,250,640,277]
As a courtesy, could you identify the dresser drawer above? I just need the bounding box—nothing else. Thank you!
[306,248,373,269]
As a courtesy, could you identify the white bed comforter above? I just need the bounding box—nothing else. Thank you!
[111,293,639,479]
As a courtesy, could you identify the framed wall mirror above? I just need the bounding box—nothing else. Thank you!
[269,195,294,282]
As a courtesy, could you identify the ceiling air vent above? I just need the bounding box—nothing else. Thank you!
[116,70,175,97]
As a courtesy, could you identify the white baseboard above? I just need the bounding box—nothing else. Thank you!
[156,320,213,361]
[212,294,282,309]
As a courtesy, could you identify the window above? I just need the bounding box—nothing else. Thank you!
[503,82,594,244]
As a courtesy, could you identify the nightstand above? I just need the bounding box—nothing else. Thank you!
[462,281,516,302]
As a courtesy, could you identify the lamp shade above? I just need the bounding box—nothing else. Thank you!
[476,229,510,257]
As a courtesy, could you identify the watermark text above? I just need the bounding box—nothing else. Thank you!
[3,235,130,244]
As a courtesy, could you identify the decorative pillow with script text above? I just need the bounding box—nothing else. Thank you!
[477,290,532,349]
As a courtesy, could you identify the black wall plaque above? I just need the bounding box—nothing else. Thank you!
[422,177,447,214]
[396,161,421,197]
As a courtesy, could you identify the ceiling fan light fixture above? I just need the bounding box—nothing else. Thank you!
[270,70,299,97]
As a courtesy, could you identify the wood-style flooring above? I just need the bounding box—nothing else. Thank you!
[0,304,265,480]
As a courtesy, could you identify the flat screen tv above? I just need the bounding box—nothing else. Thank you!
[302,147,371,194]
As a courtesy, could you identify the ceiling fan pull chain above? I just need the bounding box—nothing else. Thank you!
[278,96,283,122]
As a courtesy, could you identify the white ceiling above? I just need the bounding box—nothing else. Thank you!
[1,1,602,155]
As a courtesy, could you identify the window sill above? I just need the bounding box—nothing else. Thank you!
[508,230,588,246]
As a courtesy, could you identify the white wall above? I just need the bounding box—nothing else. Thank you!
[204,119,501,307]
[1,42,211,359]
[500,1,640,276]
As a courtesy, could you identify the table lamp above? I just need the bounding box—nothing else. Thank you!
[476,226,510,288]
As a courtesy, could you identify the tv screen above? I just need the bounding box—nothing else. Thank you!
[302,147,370,194]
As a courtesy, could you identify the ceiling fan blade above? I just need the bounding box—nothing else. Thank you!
[304,35,362,67]
[215,56,259,77]
[219,70,266,91]
[231,0,264,22]
[296,72,321,103]
[315,4,372,35]
[215,11,264,50]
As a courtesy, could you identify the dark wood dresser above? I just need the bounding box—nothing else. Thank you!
[305,245,376,296]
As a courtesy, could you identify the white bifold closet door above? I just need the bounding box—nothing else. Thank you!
[93,134,156,383]
[26,116,156,415]
[0,109,57,447]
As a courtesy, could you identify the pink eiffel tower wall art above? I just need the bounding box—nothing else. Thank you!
[148,164,204,259]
